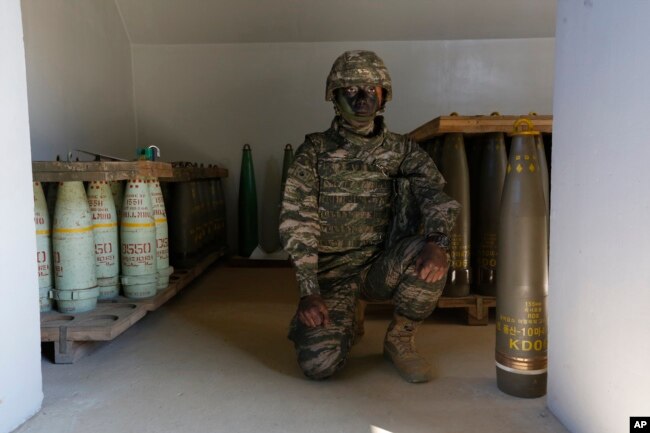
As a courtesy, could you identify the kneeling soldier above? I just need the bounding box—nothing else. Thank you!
[280,50,460,383]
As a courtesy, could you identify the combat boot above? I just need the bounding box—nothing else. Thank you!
[383,314,433,383]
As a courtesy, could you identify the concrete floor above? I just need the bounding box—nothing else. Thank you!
[16,265,568,433]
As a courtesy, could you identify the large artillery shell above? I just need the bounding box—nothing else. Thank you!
[213,178,227,251]
[495,121,548,398]
[149,179,173,290]
[281,144,294,196]
[535,134,550,220]
[120,178,157,298]
[238,144,258,257]
[439,133,471,297]
[87,181,120,299]
[197,178,211,252]
[476,133,508,296]
[168,181,197,267]
[205,176,218,251]
[34,182,54,312]
[51,181,99,313]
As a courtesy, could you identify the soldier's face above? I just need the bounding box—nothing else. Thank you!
[335,85,384,117]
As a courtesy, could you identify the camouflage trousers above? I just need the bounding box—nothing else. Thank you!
[288,236,445,380]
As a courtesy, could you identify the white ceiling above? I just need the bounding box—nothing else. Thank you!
[115,0,556,45]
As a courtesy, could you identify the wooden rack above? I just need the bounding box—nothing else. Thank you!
[160,165,228,182]
[32,160,173,182]
[408,114,553,142]
[35,159,229,363]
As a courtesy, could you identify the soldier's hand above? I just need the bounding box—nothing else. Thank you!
[298,294,331,328]
[415,242,449,283]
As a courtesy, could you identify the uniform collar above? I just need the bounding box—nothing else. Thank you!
[331,116,388,149]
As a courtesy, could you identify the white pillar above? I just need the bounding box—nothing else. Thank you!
[549,1,650,432]
[0,1,43,431]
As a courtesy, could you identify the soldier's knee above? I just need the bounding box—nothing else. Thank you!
[298,346,348,380]
[393,276,445,320]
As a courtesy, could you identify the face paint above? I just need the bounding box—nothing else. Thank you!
[335,85,384,119]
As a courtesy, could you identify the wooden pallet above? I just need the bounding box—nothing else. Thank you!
[41,302,149,364]
[362,294,496,326]
[437,294,496,326]
[40,249,224,364]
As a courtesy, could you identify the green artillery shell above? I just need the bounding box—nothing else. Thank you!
[238,144,258,257]
[281,143,294,196]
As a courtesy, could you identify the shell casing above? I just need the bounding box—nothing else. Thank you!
[208,178,220,251]
[197,179,211,251]
[204,179,218,251]
[534,134,550,215]
[34,182,53,312]
[120,177,157,298]
[149,179,173,290]
[535,135,550,247]
[213,178,227,251]
[238,145,258,257]
[281,144,294,196]
[476,133,508,296]
[495,133,548,398]
[439,133,471,297]
[168,181,197,268]
[87,181,120,299]
[52,181,99,313]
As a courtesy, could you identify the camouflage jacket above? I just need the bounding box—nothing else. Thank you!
[279,116,460,297]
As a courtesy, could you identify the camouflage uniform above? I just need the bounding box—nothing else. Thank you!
[279,51,460,380]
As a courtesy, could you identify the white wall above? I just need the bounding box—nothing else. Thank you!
[0,1,44,431]
[21,0,137,161]
[548,1,650,432]
[132,38,555,252]
[114,0,556,44]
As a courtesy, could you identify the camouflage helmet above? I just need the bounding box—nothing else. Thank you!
[325,50,392,102]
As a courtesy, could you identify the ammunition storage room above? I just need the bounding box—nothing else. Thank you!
[2,1,649,433]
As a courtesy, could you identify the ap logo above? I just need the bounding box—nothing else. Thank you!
[631,417,650,431]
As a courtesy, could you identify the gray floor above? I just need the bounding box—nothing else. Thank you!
[17,265,568,433]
